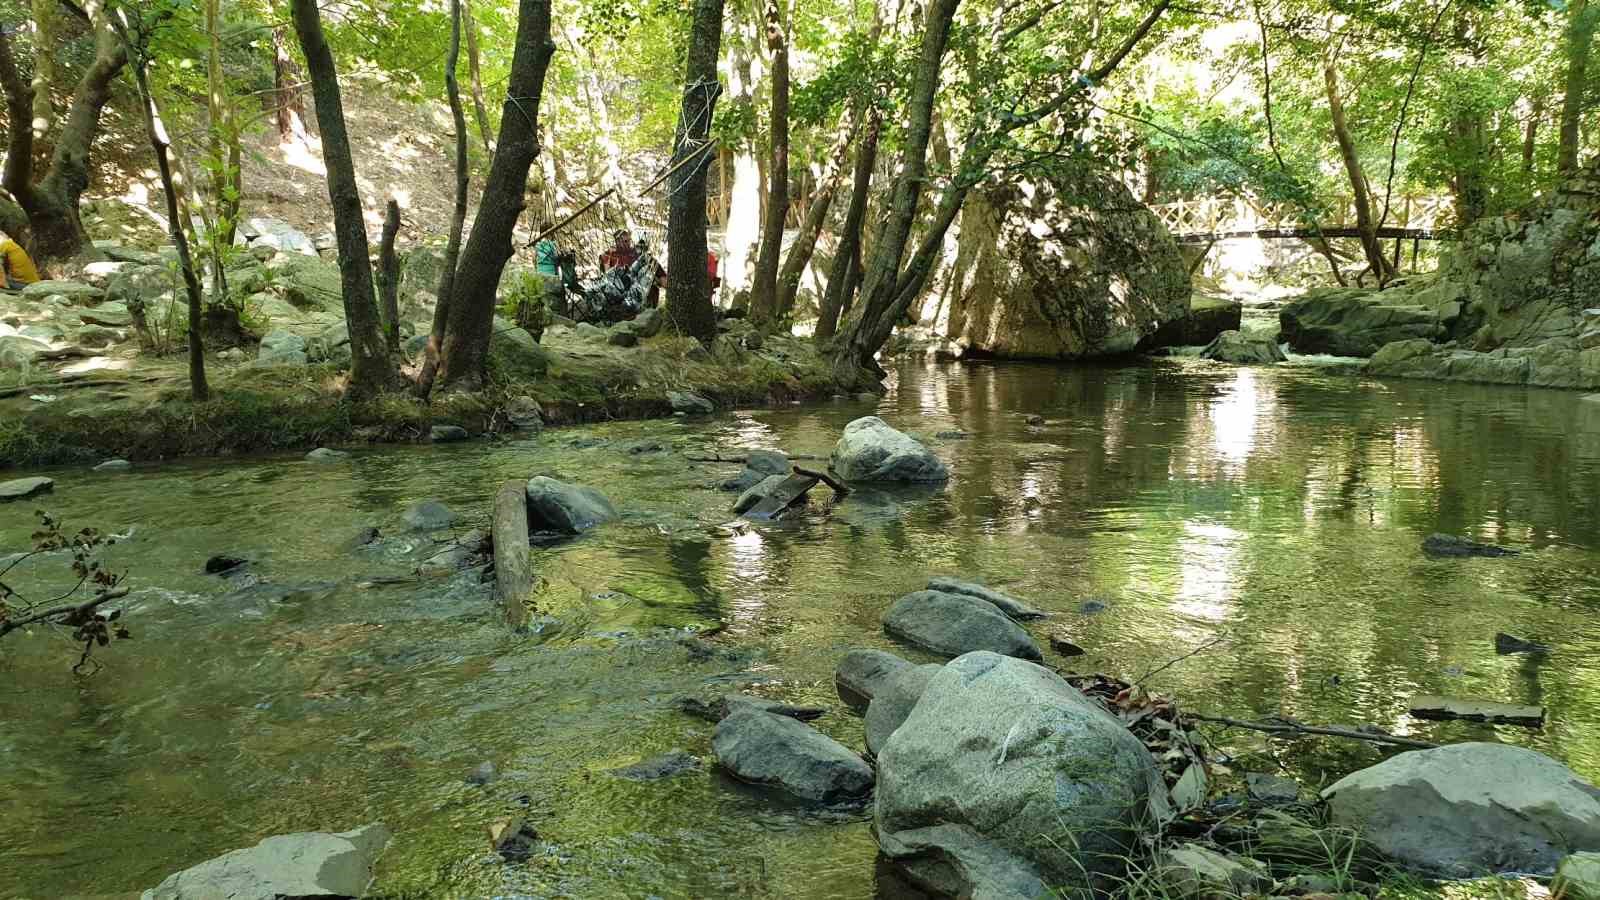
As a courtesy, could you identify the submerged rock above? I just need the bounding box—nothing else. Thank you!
[430,425,470,443]
[712,709,873,804]
[878,823,1052,900]
[524,476,617,534]
[1495,632,1551,654]
[141,823,390,899]
[402,500,456,531]
[864,663,942,757]
[1422,533,1518,557]
[466,761,498,785]
[204,555,249,575]
[0,476,54,502]
[1322,742,1600,877]
[830,416,949,483]
[93,458,132,472]
[305,447,349,462]
[612,750,702,781]
[718,450,790,492]
[926,577,1048,620]
[882,590,1042,661]
[1200,330,1287,364]
[834,648,913,711]
[876,652,1170,893]
[489,817,539,862]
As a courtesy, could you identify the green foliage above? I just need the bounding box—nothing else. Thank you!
[0,512,131,675]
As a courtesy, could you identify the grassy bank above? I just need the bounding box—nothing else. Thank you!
[0,331,851,469]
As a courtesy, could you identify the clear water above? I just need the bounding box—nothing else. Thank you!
[4,357,1600,898]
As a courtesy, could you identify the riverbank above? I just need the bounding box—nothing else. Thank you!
[0,325,850,469]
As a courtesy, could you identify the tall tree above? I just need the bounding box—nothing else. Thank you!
[418,0,472,396]
[748,0,791,328]
[30,0,55,144]
[1323,39,1394,283]
[816,104,880,341]
[775,112,854,319]
[462,0,496,160]
[0,3,127,260]
[1559,0,1595,173]
[435,0,557,392]
[664,0,727,344]
[113,5,208,401]
[289,0,396,398]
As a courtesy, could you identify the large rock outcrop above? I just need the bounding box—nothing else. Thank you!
[1279,283,1456,357]
[947,170,1190,359]
[1142,295,1243,349]
[876,652,1170,894]
[1322,742,1600,877]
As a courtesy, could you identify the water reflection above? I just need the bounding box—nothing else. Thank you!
[3,358,1600,898]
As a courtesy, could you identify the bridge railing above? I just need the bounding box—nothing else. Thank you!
[1151,193,1453,240]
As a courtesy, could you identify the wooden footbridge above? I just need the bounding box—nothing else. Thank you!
[1151,194,1454,245]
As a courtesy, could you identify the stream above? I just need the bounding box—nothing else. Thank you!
[4,357,1600,898]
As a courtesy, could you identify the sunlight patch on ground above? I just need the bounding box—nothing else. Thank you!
[279,134,328,177]
[61,357,135,376]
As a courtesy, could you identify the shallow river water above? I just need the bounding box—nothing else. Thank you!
[4,357,1600,899]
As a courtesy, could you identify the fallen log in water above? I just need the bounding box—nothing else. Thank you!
[1188,713,1440,749]
[1408,695,1545,727]
[492,479,535,630]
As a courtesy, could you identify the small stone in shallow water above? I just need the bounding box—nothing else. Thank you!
[935,430,969,439]
[1049,634,1085,657]
[488,817,539,862]
[430,425,469,443]
[1078,599,1109,614]
[305,447,349,462]
[1245,772,1301,804]
[1495,632,1551,655]
[834,649,912,711]
[1024,414,1045,426]
[403,500,455,531]
[466,761,497,785]
[611,750,702,781]
[347,526,381,549]
[204,555,248,575]
[93,458,131,471]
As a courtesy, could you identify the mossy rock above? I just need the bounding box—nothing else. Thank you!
[488,320,551,381]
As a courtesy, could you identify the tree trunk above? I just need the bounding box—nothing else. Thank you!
[1322,53,1393,283]
[776,109,854,319]
[30,0,54,145]
[1448,9,1488,227]
[1560,0,1595,174]
[748,0,790,328]
[289,0,395,398]
[436,0,557,392]
[378,198,402,356]
[0,12,126,261]
[664,0,727,344]
[206,0,241,248]
[815,107,880,341]
[129,52,208,401]
[720,16,762,305]
[418,0,472,396]
[272,25,309,139]
[1524,93,1545,174]
[834,0,962,378]
[463,0,496,159]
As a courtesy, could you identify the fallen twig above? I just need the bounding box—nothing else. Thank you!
[1188,713,1438,749]
[793,465,850,497]
[0,587,131,637]
[685,452,823,464]
[1133,634,1229,687]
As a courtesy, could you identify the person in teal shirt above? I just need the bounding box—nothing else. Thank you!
[534,220,559,277]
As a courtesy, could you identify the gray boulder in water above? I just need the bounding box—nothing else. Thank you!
[711,709,873,804]
[876,652,1170,893]
[864,663,942,757]
[0,476,54,502]
[1322,742,1600,877]
[878,823,1053,899]
[1200,330,1287,364]
[926,577,1048,620]
[830,416,949,483]
[402,500,455,531]
[524,476,617,534]
[718,449,790,492]
[834,648,913,711]
[142,823,390,899]
[883,590,1042,661]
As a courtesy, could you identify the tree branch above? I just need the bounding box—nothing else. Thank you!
[0,587,129,637]
[1189,712,1438,749]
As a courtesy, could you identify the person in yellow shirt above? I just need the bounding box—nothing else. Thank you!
[1,232,41,288]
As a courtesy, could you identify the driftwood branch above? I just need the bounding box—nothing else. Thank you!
[793,465,850,497]
[1188,713,1439,750]
[685,452,822,464]
[0,587,130,637]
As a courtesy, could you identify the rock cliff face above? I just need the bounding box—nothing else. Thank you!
[947,169,1191,359]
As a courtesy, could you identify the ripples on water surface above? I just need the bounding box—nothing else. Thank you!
[3,358,1600,898]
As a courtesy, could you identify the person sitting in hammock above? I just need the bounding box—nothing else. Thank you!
[598,229,638,273]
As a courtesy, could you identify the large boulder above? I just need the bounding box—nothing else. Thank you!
[876,652,1171,893]
[237,216,318,257]
[488,317,551,379]
[257,329,309,367]
[864,663,942,757]
[1322,742,1600,877]
[1557,852,1600,900]
[1141,295,1243,349]
[21,279,103,304]
[273,255,341,309]
[1279,287,1451,357]
[0,335,49,370]
[711,709,874,804]
[835,648,913,711]
[830,416,949,483]
[947,169,1190,359]
[142,823,390,900]
[883,590,1042,660]
[1200,330,1287,364]
[525,476,617,534]
[0,476,54,502]
[926,577,1048,620]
